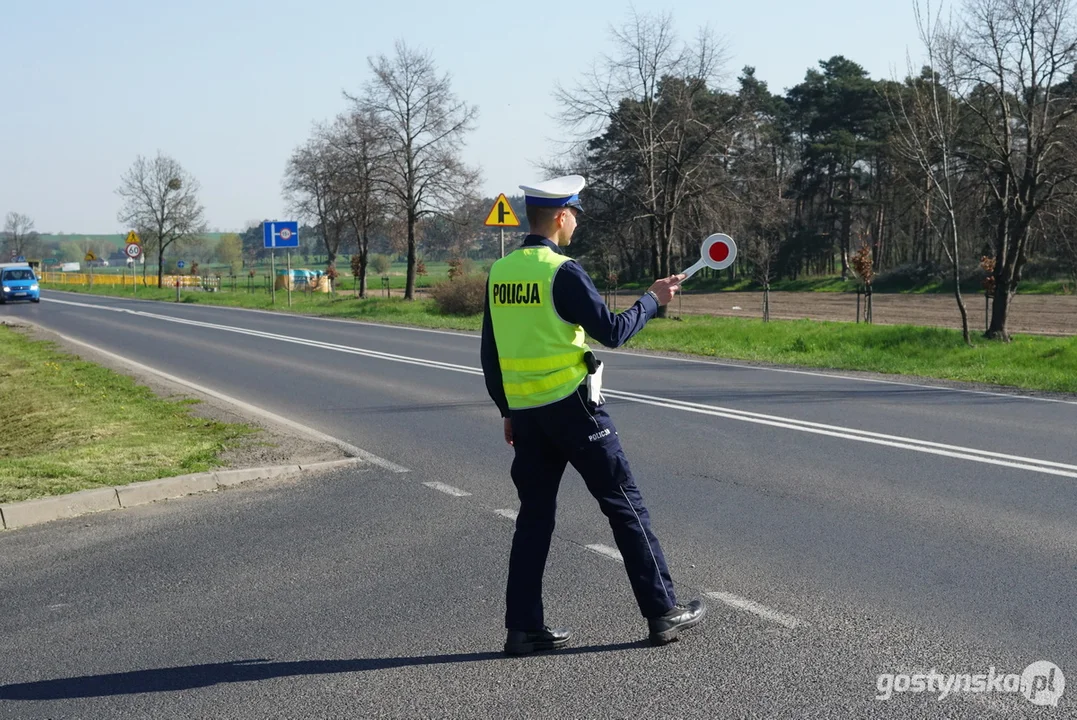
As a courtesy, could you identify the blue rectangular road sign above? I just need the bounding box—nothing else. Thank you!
[263,221,299,249]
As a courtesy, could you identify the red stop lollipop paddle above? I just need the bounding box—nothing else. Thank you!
[680,234,737,281]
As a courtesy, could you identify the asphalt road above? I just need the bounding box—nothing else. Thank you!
[1,290,1074,719]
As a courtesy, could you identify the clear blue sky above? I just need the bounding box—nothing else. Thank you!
[3,0,925,234]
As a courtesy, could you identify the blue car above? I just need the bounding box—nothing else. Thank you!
[0,264,41,303]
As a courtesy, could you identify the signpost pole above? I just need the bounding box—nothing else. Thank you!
[124,234,142,296]
[263,221,298,305]
[500,228,505,259]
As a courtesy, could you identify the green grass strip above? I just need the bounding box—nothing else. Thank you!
[626,316,1077,393]
[0,325,253,503]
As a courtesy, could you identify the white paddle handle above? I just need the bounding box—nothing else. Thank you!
[680,258,707,281]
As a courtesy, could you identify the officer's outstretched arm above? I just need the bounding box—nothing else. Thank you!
[554,261,660,349]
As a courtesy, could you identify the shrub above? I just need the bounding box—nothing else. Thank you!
[447,257,475,280]
[371,254,391,275]
[849,244,874,287]
[325,263,339,293]
[430,274,486,315]
[447,257,464,280]
[981,255,996,295]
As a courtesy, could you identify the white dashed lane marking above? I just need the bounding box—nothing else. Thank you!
[705,590,806,629]
[422,482,471,497]
[585,544,625,562]
[581,543,807,630]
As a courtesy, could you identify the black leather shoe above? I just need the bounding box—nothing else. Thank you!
[503,626,572,655]
[648,599,706,646]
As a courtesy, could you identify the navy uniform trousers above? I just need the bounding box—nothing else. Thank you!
[505,385,677,630]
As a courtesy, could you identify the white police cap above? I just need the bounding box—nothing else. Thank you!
[519,174,586,211]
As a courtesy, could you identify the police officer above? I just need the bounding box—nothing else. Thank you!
[481,174,706,656]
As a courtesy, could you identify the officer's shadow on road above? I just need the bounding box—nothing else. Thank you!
[0,642,647,700]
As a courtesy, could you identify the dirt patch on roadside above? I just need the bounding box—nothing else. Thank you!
[1,320,350,471]
[646,290,1077,336]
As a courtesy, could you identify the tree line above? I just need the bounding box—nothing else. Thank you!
[556,2,1077,340]
[11,0,1072,340]
[273,1,1077,339]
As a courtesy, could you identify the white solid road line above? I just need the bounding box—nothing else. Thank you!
[422,481,472,497]
[604,348,1077,407]
[45,297,1077,479]
[44,290,476,339]
[605,388,1077,478]
[44,291,1077,406]
[30,322,409,474]
[705,590,806,629]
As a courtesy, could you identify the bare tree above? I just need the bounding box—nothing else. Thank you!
[727,155,786,321]
[283,127,350,283]
[728,67,790,322]
[116,153,207,288]
[888,1,973,344]
[330,109,387,298]
[556,11,735,316]
[952,0,1077,340]
[354,41,480,300]
[420,200,489,259]
[136,224,158,284]
[3,212,38,259]
[1050,206,1077,285]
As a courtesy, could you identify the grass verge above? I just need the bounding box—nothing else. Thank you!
[0,324,253,503]
[41,283,1077,394]
[625,316,1077,394]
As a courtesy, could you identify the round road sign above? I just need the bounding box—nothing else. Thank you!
[278,227,293,241]
[177,260,186,269]
[125,243,142,259]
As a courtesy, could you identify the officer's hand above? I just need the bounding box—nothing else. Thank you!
[646,274,686,305]
[503,418,513,447]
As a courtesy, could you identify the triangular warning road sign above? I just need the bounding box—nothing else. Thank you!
[125,230,141,246]
[484,194,521,227]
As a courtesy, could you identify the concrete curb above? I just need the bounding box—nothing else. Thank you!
[0,458,364,531]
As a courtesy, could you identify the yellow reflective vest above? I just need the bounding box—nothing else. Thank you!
[488,245,590,409]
